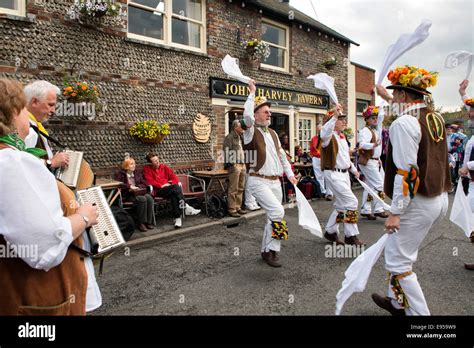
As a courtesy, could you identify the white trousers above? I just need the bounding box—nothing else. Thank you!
[385,193,449,315]
[324,170,359,237]
[469,181,474,213]
[360,159,385,214]
[244,173,259,208]
[312,157,332,196]
[246,176,284,253]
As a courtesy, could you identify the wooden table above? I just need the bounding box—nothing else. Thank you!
[293,162,314,177]
[192,169,229,194]
[95,178,123,206]
[192,170,229,215]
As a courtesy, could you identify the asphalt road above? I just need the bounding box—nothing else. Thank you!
[92,190,473,316]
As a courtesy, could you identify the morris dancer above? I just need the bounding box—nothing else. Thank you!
[358,105,388,220]
[242,79,298,268]
[320,107,364,246]
[372,65,450,315]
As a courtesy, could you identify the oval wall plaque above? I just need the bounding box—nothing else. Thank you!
[192,113,211,143]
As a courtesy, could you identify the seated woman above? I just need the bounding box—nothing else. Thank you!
[0,78,99,315]
[116,154,155,232]
[143,152,200,228]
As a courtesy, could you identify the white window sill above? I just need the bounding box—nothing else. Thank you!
[124,37,210,58]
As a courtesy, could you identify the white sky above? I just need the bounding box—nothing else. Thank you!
[290,0,474,111]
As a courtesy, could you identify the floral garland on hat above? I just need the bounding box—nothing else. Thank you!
[387,65,438,90]
[464,98,474,107]
[362,105,379,118]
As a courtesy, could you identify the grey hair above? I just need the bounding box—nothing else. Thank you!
[24,80,60,104]
[232,119,242,129]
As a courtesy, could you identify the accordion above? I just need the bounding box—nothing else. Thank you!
[77,186,126,256]
[56,150,84,189]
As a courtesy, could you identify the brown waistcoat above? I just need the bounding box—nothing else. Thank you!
[0,145,87,315]
[384,109,451,199]
[243,127,281,172]
[320,135,339,170]
[358,128,376,166]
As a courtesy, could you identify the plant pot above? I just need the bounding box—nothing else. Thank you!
[138,134,166,144]
[248,58,260,68]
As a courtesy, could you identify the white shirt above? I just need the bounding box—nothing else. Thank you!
[0,147,102,311]
[0,148,72,270]
[25,120,53,159]
[243,93,294,177]
[388,105,425,215]
[320,116,357,173]
[358,126,382,158]
[82,234,102,312]
[463,136,474,176]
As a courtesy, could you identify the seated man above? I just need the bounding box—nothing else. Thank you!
[143,152,200,228]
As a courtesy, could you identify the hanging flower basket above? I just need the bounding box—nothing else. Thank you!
[322,57,338,69]
[138,133,166,144]
[67,0,123,25]
[241,38,271,62]
[129,120,171,144]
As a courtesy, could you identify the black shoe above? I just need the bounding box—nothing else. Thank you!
[371,293,405,316]
[324,231,344,245]
[464,263,474,270]
[361,213,376,220]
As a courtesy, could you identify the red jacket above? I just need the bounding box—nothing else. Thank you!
[310,134,321,158]
[143,164,179,189]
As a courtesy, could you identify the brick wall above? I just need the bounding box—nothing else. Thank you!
[355,64,375,104]
[0,0,350,176]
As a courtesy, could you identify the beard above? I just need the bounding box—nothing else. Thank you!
[256,120,271,127]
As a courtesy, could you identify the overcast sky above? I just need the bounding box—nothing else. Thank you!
[290,0,474,111]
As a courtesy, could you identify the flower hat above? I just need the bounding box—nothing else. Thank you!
[386,65,438,95]
[362,105,379,119]
[254,96,271,112]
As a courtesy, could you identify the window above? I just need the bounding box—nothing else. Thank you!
[261,19,289,71]
[356,100,369,116]
[0,0,25,16]
[298,117,314,154]
[128,0,206,52]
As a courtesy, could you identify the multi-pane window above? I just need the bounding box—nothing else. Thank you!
[0,0,25,16]
[261,19,289,71]
[128,0,205,52]
[298,118,313,154]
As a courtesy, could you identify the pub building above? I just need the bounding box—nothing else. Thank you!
[0,0,360,177]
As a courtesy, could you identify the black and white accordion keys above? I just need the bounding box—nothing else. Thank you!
[77,186,125,256]
[56,150,84,189]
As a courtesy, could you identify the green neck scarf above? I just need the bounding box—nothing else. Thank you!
[0,134,47,158]
[255,124,269,133]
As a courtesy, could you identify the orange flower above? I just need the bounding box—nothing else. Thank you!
[71,93,77,97]
[82,85,87,91]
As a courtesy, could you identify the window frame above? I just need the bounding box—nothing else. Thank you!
[260,18,289,72]
[297,115,315,154]
[0,0,25,16]
[127,0,207,54]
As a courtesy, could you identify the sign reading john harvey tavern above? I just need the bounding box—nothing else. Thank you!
[210,78,329,109]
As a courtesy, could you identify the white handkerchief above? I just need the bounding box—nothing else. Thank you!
[449,180,474,238]
[335,233,389,315]
[356,177,391,211]
[307,73,338,105]
[294,186,322,238]
[377,19,432,84]
[221,54,251,84]
[445,51,473,80]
